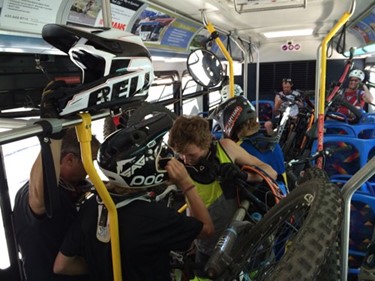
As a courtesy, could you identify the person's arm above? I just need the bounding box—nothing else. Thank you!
[54,252,88,275]
[362,84,374,104]
[220,138,277,180]
[166,158,214,239]
[274,93,283,112]
[28,139,62,215]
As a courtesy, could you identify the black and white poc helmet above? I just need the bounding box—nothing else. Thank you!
[98,113,174,189]
[42,24,154,116]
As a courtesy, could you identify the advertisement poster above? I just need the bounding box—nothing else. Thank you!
[67,0,143,31]
[351,7,375,45]
[0,0,62,34]
[131,5,201,53]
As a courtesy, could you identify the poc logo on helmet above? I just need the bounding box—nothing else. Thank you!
[130,174,165,187]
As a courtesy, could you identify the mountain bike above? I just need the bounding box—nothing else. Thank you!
[204,168,343,281]
[280,94,315,161]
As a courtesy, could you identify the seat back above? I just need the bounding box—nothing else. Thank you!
[324,120,356,137]
[311,137,375,178]
[348,192,375,278]
[351,123,375,139]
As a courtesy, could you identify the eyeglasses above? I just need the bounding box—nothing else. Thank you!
[350,79,359,82]
[282,78,293,83]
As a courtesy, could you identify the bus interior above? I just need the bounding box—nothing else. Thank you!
[1,0,375,280]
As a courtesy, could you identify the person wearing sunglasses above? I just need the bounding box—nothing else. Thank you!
[168,115,277,280]
[53,113,214,281]
[335,69,373,117]
[264,78,304,135]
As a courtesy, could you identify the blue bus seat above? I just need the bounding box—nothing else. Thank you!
[311,137,375,178]
[348,192,375,278]
[352,123,375,139]
[324,120,356,137]
[330,174,375,196]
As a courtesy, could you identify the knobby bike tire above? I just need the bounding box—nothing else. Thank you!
[282,130,296,158]
[215,178,343,281]
[296,167,329,187]
[316,239,341,281]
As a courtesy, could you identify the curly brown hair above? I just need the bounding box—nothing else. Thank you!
[168,115,212,153]
[235,117,260,139]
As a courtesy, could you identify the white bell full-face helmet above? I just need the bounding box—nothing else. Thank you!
[349,69,365,82]
[220,84,243,102]
[41,24,154,116]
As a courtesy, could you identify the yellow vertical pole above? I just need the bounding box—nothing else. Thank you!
[316,3,355,168]
[203,13,234,98]
[75,113,122,281]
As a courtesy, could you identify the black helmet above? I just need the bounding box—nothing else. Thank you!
[97,113,174,189]
[212,96,256,139]
[41,24,154,116]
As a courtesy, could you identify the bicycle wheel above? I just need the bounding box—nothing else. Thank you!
[211,178,343,281]
[296,167,329,186]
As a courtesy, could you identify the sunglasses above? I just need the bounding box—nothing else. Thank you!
[282,78,293,83]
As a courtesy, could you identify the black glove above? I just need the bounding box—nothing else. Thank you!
[40,80,67,118]
[219,163,248,198]
[220,163,248,181]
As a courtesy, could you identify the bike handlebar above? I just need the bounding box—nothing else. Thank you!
[286,144,353,167]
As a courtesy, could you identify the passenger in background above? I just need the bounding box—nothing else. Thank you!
[168,115,277,280]
[334,69,374,117]
[212,96,287,193]
[13,81,101,281]
[264,78,303,135]
[53,113,214,281]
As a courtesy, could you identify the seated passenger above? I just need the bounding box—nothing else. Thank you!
[212,96,287,193]
[264,78,303,135]
[53,113,214,281]
[328,69,374,121]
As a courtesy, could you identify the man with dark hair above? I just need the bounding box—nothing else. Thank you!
[264,78,303,135]
[13,80,101,281]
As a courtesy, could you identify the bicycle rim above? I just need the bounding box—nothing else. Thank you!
[217,178,343,281]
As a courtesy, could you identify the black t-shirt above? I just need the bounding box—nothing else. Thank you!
[60,195,203,281]
[13,183,89,281]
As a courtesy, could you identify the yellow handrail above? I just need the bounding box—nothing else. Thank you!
[75,113,122,281]
[316,1,355,168]
[202,11,234,98]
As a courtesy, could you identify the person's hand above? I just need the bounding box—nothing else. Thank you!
[219,163,248,181]
[40,80,67,118]
[39,80,68,139]
[166,158,194,191]
[219,163,248,198]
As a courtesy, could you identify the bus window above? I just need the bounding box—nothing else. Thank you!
[0,134,40,269]
[147,71,180,104]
